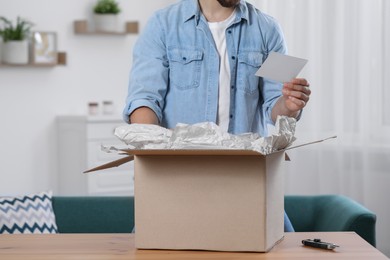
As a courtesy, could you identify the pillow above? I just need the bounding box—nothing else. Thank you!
[0,191,58,234]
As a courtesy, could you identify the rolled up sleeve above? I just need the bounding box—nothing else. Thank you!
[123,13,169,123]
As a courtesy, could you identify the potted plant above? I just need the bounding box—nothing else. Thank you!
[0,16,33,64]
[93,0,121,32]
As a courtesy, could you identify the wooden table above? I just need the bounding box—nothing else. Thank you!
[0,232,387,260]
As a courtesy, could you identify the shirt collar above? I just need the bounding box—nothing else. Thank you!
[183,0,250,25]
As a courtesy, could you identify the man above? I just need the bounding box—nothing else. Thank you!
[123,0,311,231]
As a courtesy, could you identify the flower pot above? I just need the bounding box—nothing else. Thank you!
[2,40,29,64]
[93,14,119,32]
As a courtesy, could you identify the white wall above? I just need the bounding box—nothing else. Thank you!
[1,0,389,257]
[0,0,175,195]
[252,0,390,257]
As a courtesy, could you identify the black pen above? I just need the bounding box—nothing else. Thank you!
[302,238,339,250]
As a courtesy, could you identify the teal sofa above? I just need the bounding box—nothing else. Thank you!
[51,194,376,246]
[52,196,135,234]
[284,195,376,247]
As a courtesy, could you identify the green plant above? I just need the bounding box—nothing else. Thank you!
[93,0,121,14]
[0,16,33,42]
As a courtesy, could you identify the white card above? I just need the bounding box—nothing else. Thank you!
[255,52,308,83]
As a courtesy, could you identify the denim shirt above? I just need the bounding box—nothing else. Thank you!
[123,0,287,136]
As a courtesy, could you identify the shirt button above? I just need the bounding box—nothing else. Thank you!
[227,30,232,34]
[182,57,187,61]
[231,56,236,60]
[230,114,233,119]
[231,86,234,89]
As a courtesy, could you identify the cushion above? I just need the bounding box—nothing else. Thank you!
[0,191,58,234]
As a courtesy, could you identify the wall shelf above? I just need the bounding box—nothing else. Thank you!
[74,20,139,35]
[0,52,67,67]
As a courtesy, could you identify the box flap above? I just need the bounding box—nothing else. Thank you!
[84,149,266,173]
[83,155,134,173]
[119,149,263,156]
[284,135,337,151]
[84,136,336,173]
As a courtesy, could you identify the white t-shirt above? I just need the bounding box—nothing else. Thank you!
[208,10,236,132]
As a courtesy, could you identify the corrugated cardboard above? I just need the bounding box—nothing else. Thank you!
[84,136,336,252]
[134,150,285,252]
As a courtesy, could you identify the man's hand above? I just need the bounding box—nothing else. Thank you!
[271,78,311,122]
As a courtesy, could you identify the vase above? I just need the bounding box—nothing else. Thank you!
[93,14,119,32]
[2,40,29,64]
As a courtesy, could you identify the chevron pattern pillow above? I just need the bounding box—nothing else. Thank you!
[0,191,58,234]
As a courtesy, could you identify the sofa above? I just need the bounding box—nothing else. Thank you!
[52,196,135,234]
[51,194,376,246]
[284,195,376,247]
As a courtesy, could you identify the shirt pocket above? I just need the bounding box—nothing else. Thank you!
[167,47,203,90]
[237,51,263,94]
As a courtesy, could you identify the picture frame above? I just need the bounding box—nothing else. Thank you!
[31,31,58,65]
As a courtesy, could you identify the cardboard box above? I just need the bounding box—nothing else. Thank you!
[87,148,287,252]
[86,136,336,252]
[85,134,336,252]
[138,150,285,252]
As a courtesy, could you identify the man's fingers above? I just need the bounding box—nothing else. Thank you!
[283,83,311,94]
[287,96,306,109]
[291,78,309,86]
[282,87,310,101]
[284,90,310,103]
[282,78,311,111]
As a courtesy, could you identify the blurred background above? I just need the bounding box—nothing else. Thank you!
[0,0,389,257]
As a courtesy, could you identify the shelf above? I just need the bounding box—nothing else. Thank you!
[74,20,139,35]
[0,52,67,67]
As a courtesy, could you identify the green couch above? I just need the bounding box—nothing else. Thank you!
[284,195,376,247]
[52,196,135,234]
[52,194,376,246]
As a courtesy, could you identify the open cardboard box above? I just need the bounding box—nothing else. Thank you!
[85,137,336,252]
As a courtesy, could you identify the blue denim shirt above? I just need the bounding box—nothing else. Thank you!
[123,0,287,136]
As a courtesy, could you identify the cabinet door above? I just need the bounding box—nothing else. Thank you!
[57,116,134,196]
[87,140,134,196]
[86,121,134,196]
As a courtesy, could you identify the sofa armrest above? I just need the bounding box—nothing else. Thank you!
[52,196,134,233]
[285,195,376,247]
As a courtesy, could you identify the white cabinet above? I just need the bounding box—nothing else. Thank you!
[57,115,134,196]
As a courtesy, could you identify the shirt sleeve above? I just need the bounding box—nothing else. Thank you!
[260,17,288,127]
[122,12,169,123]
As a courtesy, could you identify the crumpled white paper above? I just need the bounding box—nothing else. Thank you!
[112,116,296,155]
[114,123,172,149]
